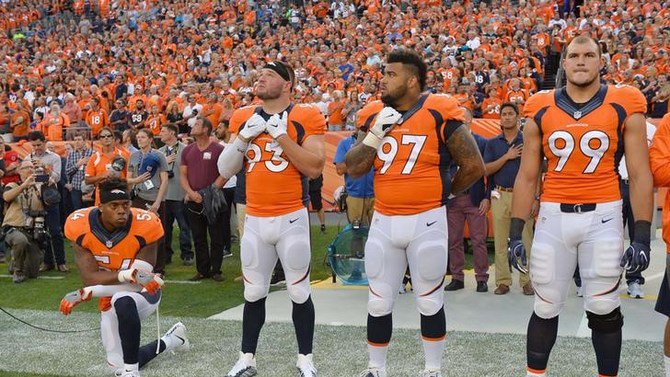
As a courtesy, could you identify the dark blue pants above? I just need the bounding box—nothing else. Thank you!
[163,200,193,261]
[44,204,66,265]
[70,189,84,211]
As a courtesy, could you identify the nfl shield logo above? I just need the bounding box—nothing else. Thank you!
[574,111,582,119]
[106,240,113,248]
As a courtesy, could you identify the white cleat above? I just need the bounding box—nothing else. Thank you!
[576,286,583,297]
[627,281,644,299]
[420,369,442,377]
[359,368,387,377]
[296,354,317,376]
[226,352,258,377]
[161,322,189,353]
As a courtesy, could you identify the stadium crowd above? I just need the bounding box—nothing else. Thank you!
[0,0,669,144]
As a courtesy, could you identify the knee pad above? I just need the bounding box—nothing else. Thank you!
[584,290,620,315]
[413,242,448,282]
[586,307,623,333]
[281,237,311,271]
[244,281,269,303]
[287,277,311,304]
[528,241,556,286]
[590,238,624,279]
[416,293,444,316]
[368,295,394,317]
[533,298,563,319]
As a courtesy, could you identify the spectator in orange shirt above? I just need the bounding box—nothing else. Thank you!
[62,94,83,126]
[85,97,110,138]
[481,87,502,119]
[327,90,345,131]
[43,102,71,141]
[202,93,223,128]
[505,78,528,112]
[146,104,167,139]
[11,101,31,141]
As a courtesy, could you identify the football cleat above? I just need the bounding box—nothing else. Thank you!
[161,322,189,353]
[226,352,258,377]
[296,354,317,377]
[420,369,442,377]
[359,368,387,377]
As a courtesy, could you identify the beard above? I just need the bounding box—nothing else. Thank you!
[255,86,282,100]
[381,83,407,108]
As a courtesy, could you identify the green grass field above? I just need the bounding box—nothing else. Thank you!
[0,226,663,376]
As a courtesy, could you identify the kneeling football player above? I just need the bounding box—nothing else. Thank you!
[60,178,189,377]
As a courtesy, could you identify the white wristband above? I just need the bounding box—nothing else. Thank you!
[117,260,154,282]
[118,269,134,283]
[362,133,383,150]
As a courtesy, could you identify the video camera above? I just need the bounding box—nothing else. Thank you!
[26,210,50,250]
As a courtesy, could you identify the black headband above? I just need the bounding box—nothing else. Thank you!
[99,188,131,204]
[264,61,291,83]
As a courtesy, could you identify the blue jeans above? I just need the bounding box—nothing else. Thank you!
[163,200,193,261]
[70,189,84,211]
[44,204,66,265]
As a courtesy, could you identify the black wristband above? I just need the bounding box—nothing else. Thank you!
[633,220,652,247]
[509,217,526,241]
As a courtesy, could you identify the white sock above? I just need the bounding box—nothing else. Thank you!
[422,337,445,371]
[367,342,388,370]
[664,355,670,376]
[123,363,139,372]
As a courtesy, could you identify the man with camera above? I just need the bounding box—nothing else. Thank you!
[2,160,47,283]
[26,131,67,273]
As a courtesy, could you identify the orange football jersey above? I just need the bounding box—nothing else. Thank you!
[359,94,464,215]
[64,207,164,311]
[229,104,327,217]
[524,84,647,204]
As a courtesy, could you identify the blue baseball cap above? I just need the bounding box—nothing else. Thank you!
[139,152,161,179]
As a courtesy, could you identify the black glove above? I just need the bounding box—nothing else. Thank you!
[508,218,528,274]
[620,220,652,273]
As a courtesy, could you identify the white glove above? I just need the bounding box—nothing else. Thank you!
[266,111,288,140]
[238,114,268,142]
[363,107,402,149]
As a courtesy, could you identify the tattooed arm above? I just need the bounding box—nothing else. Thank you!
[448,125,486,195]
[344,130,376,178]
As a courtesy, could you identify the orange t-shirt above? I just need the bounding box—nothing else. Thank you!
[85,109,110,137]
[229,104,327,217]
[203,102,223,127]
[481,97,502,119]
[524,85,647,204]
[85,148,129,205]
[327,100,345,126]
[359,94,465,215]
[64,206,163,311]
[146,114,166,136]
